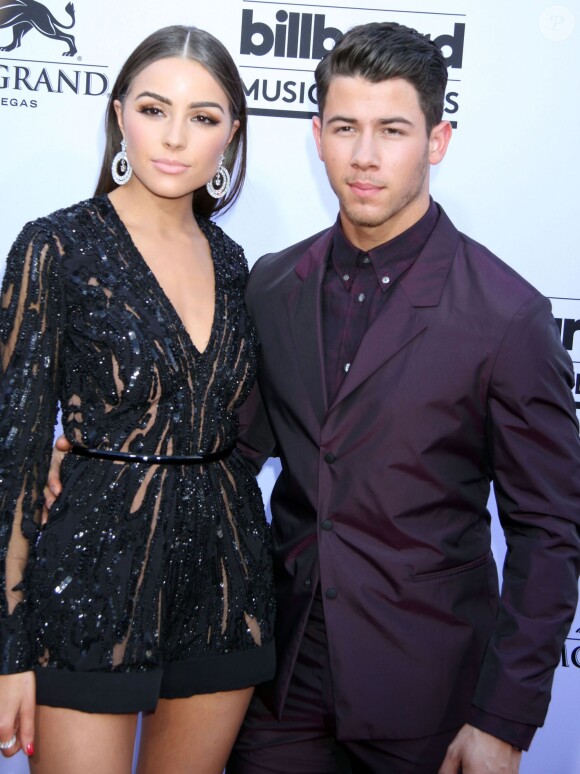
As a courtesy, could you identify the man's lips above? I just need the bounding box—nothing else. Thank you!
[347,181,384,198]
[152,158,190,174]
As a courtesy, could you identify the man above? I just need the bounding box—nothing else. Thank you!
[228,21,580,774]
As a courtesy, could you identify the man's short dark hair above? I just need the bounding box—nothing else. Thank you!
[314,22,448,134]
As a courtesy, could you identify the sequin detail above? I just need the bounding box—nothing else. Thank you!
[0,195,274,678]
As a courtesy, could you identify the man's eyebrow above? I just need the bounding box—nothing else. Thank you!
[325,115,414,126]
[326,115,357,125]
[133,91,225,112]
[378,116,414,126]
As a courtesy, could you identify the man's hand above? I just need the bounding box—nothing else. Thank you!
[439,724,522,774]
[41,435,73,524]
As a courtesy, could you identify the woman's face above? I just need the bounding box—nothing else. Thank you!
[114,56,239,201]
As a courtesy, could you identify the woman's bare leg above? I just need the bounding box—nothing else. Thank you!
[136,687,254,774]
[30,706,138,774]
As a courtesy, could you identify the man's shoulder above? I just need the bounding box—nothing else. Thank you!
[459,230,543,304]
[250,226,332,279]
[436,207,544,311]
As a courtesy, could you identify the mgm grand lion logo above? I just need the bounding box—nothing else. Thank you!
[0,0,77,56]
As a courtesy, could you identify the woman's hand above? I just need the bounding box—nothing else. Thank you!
[41,435,73,524]
[0,671,36,758]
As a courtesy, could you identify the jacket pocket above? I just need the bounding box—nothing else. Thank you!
[412,550,492,582]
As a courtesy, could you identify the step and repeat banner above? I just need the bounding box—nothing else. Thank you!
[0,1,578,771]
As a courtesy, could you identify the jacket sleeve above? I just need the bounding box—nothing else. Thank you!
[236,380,277,475]
[0,221,65,672]
[470,293,580,747]
[236,262,279,474]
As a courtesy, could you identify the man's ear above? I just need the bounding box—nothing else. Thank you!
[312,115,323,161]
[428,120,452,165]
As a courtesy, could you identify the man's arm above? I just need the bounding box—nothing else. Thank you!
[477,294,580,721]
[236,381,277,474]
[443,294,580,770]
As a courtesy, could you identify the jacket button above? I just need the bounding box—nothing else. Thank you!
[321,519,333,531]
[325,587,338,600]
[324,452,336,463]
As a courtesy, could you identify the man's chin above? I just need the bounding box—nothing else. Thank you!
[341,205,389,230]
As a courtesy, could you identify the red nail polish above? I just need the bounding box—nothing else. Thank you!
[25,743,34,757]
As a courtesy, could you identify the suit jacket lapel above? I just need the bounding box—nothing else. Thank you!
[330,207,460,410]
[330,291,426,409]
[287,230,333,423]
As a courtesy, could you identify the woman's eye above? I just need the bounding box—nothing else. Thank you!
[192,114,219,125]
[139,106,163,116]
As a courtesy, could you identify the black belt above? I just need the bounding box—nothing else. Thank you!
[71,444,235,465]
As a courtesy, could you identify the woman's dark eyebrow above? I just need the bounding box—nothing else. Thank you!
[134,91,225,113]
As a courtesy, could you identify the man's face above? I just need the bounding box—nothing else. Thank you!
[313,76,450,250]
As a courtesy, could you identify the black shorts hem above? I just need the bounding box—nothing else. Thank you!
[34,642,276,714]
[35,666,162,714]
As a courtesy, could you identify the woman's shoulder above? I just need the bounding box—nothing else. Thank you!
[35,195,108,235]
[15,195,109,248]
[196,215,248,280]
[196,214,242,252]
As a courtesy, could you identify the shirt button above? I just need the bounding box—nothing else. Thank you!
[362,256,371,264]
[381,275,390,285]
[325,587,338,600]
[343,363,350,373]
[342,274,350,282]
[324,452,336,463]
[304,578,311,587]
[357,293,366,303]
[321,519,333,531]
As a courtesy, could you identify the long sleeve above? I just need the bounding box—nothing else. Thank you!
[236,381,277,475]
[470,294,580,742]
[0,221,65,672]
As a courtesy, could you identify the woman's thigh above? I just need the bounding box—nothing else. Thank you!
[137,688,254,774]
[30,706,138,774]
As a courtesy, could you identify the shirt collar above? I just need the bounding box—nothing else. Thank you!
[330,198,440,292]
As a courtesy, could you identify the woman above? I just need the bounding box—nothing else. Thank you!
[0,25,275,773]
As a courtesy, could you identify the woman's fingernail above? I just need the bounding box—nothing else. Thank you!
[25,743,34,756]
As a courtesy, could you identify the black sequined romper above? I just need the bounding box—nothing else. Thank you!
[0,196,275,712]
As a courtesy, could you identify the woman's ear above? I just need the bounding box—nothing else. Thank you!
[227,119,241,147]
[113,99,124,138]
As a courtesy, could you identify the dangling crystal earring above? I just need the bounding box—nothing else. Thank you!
[111,139,133,186]
[206,155,231,199]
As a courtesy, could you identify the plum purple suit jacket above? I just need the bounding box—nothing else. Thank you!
[238,203,580,744]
